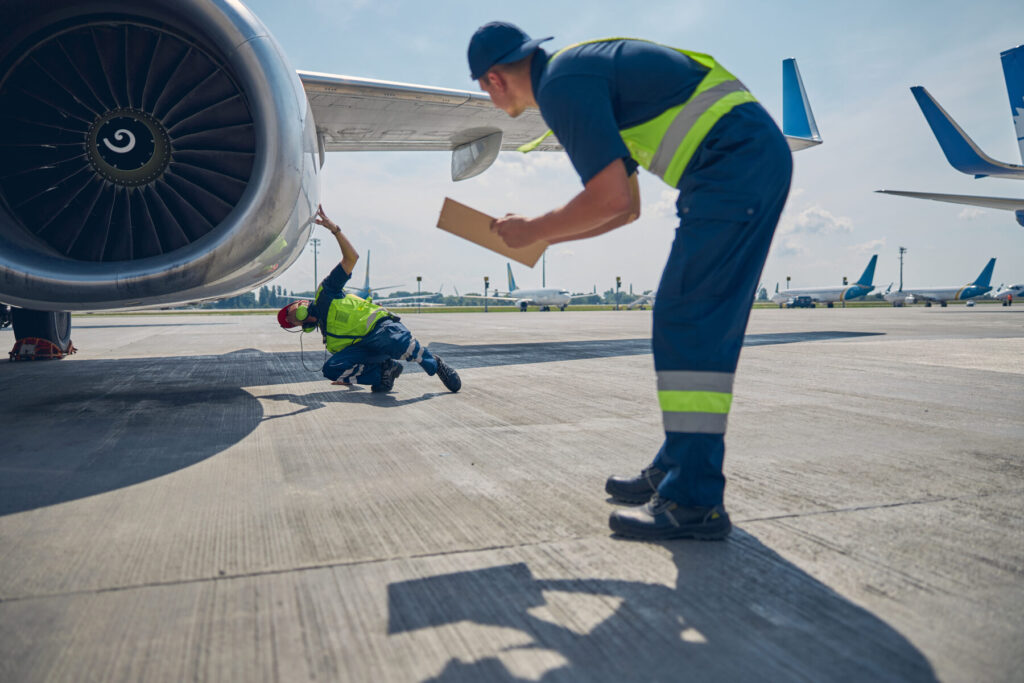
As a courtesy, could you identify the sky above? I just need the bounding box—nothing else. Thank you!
[245,0,1024,297]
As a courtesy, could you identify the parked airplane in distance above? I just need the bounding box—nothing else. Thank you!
[468,263,590,311]
[877,45,1024,226]
[992,282,1024,302]
[899,258,997,307]
[771,255,878,307]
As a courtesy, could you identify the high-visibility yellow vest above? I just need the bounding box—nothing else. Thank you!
[317,289,392,353]
[519,38,757,187]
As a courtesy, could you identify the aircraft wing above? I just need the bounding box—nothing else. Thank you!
[376,293,436,304]
[909,86,1024,179]
[299,71,561,180]
[876,190,1024,226]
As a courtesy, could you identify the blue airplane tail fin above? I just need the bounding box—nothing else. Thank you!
[506,262,517,292]
[856,255,878,286]
[973,258,997,287]
[782,58,822,151]
[1000,45,1024,164]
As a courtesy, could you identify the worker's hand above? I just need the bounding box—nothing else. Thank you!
[314,205,340,234]
[492,214,537,248]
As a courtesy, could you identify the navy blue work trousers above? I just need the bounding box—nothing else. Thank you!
[321,319,438,385]
[651,103,793,507]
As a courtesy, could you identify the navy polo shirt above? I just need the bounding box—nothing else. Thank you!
[530,41,712,186]
[307,262,352,323]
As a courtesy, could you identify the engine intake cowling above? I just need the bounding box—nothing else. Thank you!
[0,0,319,310]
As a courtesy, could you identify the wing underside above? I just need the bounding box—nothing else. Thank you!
[299,71,562,153]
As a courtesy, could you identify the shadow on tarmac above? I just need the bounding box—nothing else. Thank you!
[387,530,937,682]
[0,331,882,516]
[428,330,882,370]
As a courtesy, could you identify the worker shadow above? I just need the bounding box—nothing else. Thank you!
[387,529,937,682]
[259,387,446,420]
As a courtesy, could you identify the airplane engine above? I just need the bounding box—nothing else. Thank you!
[0,0,319,313]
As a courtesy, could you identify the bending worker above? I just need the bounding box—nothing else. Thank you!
[277,206,461,394]
[468,23,792,540]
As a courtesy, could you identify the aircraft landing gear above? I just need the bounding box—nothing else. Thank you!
[519,302,528,312]
[559,304,567,311]
[940,301,948,307]
[540,305,551,312]
[826,302,834,308]
[9,309,74,360]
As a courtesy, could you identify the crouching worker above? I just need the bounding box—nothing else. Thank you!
[277,206,461,393]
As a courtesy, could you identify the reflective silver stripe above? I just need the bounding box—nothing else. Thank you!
[340,363,364,379]
[662,411,729,434]
[365,309,388,330]
[414,343,425,363]
[649,80,748,179]
[401,340,416,360]
[657,370,734,394]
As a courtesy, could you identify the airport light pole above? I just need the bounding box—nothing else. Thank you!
[786,275,791,290]
[416,276,422,314]
[615,276,621,310]
[310,238,321,295]
[898,246,907,291]
[484,276,489,313]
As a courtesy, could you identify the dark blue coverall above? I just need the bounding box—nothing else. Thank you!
[531,40,793,507]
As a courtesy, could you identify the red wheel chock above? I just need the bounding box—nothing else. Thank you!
[8,337,77,361]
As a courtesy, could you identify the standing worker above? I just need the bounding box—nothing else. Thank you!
[277,206,462,394]
[468,23,792,540]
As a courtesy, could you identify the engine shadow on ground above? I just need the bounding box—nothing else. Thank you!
[388,530,936,683]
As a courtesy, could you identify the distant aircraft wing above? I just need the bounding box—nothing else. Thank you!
[909,86,1024,179]
[875,189,1024,210]
[299,71,561,180]
[782,58,822,152]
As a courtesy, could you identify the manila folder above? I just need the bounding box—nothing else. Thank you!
[436,197,546,268]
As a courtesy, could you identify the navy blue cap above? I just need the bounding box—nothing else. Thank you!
[468,22,552,80]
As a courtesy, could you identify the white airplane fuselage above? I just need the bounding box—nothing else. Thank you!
[770,284,874,305]
[906,285,991,303]
[510,288,572,307]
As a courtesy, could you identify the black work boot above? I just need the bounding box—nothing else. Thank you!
[609,494,731,540]
[371,359,403,393]
[434,354,461,392]
[605,465,665,504]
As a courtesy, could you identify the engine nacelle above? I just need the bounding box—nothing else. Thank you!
[0,0,319,310]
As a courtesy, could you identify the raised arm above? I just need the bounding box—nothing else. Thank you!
[315,205,359,274]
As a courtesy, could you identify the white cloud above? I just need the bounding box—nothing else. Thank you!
[849,238,886,254]
[770,236,808,258]
[790,205,854,235]
[649,189,679,219]
[957,207,986,220]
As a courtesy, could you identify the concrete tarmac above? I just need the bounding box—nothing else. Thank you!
[1,307,1021,682]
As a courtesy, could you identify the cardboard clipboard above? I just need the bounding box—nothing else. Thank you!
[436,197,547,268]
